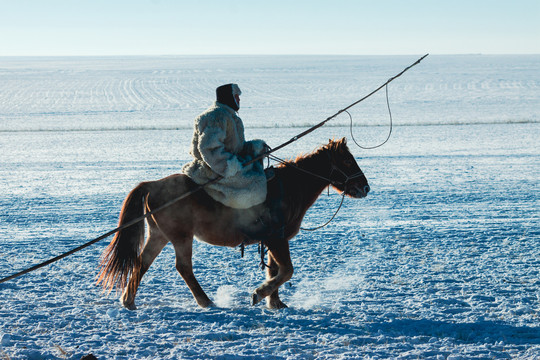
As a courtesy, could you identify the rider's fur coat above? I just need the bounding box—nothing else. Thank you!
[182,102,268,209]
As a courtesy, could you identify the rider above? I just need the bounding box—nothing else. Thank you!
[182,84,270,209]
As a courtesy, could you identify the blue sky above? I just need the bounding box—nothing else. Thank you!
[1,0,539,56]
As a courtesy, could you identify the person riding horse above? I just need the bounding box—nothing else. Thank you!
[182,84,278,239]
[182,83,270,209]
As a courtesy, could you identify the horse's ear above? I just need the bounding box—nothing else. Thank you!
[326,137,348,151]
[328,137,346,144]
[335,137,347,150]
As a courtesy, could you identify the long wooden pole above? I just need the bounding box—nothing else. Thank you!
[0,54,428,284]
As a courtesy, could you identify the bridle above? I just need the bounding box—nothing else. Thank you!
[328,161,366,191]
[266,150,366,232]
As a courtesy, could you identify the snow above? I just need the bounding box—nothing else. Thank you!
[0,55,539,359]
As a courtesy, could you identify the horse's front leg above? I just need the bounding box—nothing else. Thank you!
[265,254,288,309]
[252,240,293,308]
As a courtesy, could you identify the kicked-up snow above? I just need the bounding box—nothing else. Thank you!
[0,55,538,359]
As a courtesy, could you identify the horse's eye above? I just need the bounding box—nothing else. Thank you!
[344,159,353,167]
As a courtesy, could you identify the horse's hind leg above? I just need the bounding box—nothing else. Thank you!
[172,239,214,308]
[252,240,293,308]
[121,225,168,310]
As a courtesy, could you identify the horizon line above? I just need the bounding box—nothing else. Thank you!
[1,52,540,58]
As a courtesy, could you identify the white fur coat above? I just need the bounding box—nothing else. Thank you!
[182,102,268,209]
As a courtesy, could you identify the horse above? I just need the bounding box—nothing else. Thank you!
[97,137,370,310]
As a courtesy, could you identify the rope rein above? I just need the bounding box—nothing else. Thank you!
[300,193,346,231]
[267,153,358,231]
[245,151,363,269]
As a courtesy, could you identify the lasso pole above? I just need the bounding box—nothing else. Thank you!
[0,54,428,284]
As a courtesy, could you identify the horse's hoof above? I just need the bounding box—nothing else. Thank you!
[251,292,261,306]
[267,299,288,309]
[196,297,216,308]
[122,301,137,311]
[201,301,216,308]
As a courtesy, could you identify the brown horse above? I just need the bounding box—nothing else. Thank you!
[97,138,369,310]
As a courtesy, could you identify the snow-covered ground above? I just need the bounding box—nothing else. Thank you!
[0,56,539,359]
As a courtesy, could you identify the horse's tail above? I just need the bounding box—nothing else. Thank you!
[97,182,148,294]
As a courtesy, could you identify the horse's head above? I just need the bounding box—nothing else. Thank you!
[325,138,370,198]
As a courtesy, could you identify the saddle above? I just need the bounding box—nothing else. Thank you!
[240,166,285,245]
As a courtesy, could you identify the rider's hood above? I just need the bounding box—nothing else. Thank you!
[216,83,241,112]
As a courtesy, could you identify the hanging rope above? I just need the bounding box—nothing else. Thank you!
[0,54,428,285]
[255,54,428,160]
[348,83,394,150]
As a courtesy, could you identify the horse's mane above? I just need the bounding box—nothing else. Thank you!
[277,137,348,168]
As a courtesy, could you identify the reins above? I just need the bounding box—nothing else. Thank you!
[301,193,346,231]
[252,151,361,270]
[0,54,428,284]
[268,153,352,231]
